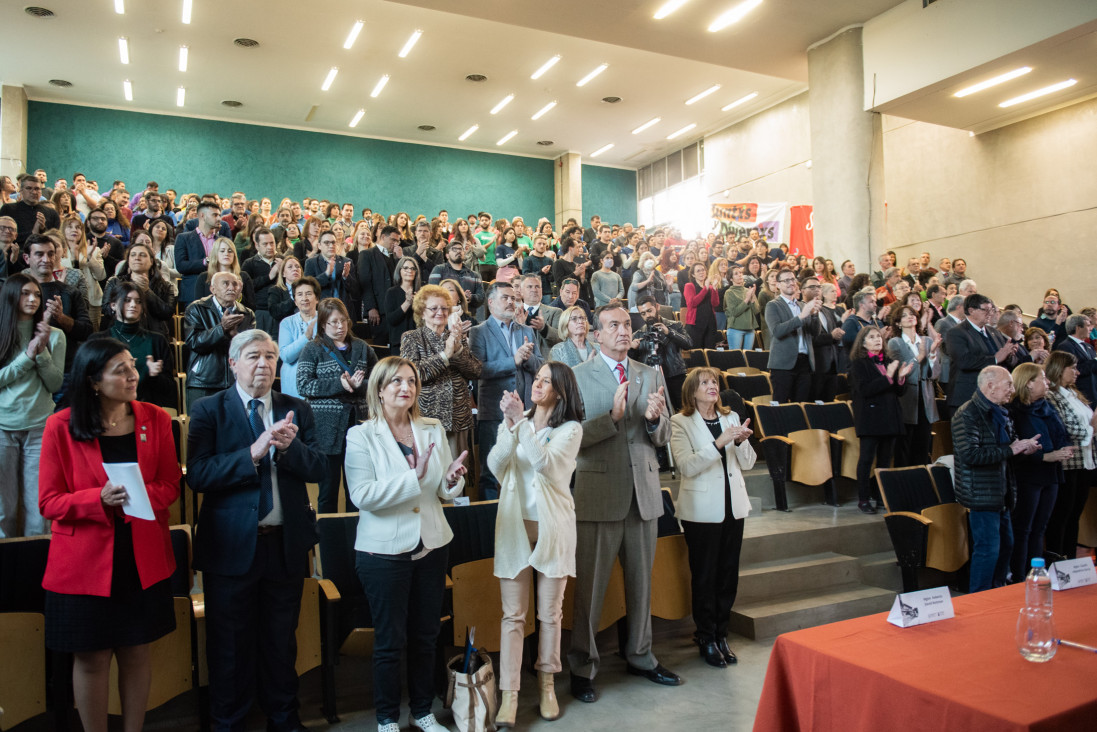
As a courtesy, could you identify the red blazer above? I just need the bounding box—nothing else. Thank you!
[39,401,180,596]
[682,282,720,326]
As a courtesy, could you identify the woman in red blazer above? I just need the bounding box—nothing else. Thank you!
[39,337,180,732]
[683,261,721,350]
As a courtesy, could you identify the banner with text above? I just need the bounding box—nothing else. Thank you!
[711,202,788,243]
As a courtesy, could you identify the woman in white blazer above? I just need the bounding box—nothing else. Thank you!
[669,366,756,670]
[488,361,584,727]
[345,356,469,732]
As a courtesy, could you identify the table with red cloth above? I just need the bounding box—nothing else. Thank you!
[753,582,1097,731]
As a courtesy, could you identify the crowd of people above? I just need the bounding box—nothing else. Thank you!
[1,168,1095,731]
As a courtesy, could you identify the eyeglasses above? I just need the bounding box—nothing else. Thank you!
[777,278,795,284]
[1044,300,1060,305]
[425,306,450,314]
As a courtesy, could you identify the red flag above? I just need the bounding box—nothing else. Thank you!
[789,205,814,258]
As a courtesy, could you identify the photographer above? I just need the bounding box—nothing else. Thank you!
[629,296,692,410]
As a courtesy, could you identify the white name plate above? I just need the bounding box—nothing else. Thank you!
[886,586,955,628]
[1050,558,1097,591]
[452,496,471,507]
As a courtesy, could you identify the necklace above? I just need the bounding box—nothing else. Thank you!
[115,326,138,343]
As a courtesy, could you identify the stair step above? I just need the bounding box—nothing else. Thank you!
[859,551,902,591]
[730,583,896,639]
[738,552,860,602]
[741,515,892,564]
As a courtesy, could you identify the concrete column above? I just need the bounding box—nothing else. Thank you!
[0,85,29,180]
[807,28,885,272]
[554,152,582,231]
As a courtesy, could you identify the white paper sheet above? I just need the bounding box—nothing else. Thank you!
[102,462,154,521]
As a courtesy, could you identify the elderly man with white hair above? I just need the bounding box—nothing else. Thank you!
[183,270,256,408]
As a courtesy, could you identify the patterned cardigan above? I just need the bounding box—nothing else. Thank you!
[297,337,377,454]
[400,325,482,433]
[1046,385,1097,471]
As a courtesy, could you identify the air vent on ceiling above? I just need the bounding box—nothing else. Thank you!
[536,140,554,146]
[48,79,72,87]
[602,96,622,104]
[233,38,260,48]
[221,100,243,108]
[465,74,487,83]
[25,6,55,17]
[418,125,436,131]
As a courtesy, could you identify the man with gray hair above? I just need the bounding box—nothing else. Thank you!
[958,279,978,298]
[184,271,256,408]
[1053,313,1097,405]
[840,289,884,353]
[935,295,967,389]
[188,329,325,732]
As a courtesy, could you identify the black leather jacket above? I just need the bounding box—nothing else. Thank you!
[629,317,692,377]
[183,296,255,390]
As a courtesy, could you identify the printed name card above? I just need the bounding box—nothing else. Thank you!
[1050,558,1097,591]
[452,496,471,507]
[886,586,955,628]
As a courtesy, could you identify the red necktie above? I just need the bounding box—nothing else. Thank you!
[615,363,626,384]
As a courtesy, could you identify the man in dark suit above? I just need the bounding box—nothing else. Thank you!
[356,225,401,343]
[176,201,223,305]
[765,270,816,403]
[187,330,326,732]
[805,278,843,400]
[945,294,1015,414]
[303,229,360,312]
[1054,314,1097,405]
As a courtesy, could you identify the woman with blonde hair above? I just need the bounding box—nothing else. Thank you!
[194,237,255,308]
[549,305,600,366]
[439,278,478,326]
[61,214,106,327]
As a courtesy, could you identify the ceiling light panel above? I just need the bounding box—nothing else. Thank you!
[654,0,691,20]
[370,74,390,97]
[182,0,192,24]
[632,117,661,134]
[576,64,608,87]
[118,37,129,65]
[953,67,1032,97]
[178,46,188,72]
[399,30,422,58]
[721,92,757,111]
[667,123,697,139]
[344,21,364,50]
[349,108,365,128]
[114,0,124,14]
[176,87,186,107]
[123,79,132,101]
[530,55,561,80]
[321,67,339,91]
[590,143,614,158]
[491,94,515,114]
[497,130,518,146]
[708,0,763,33]
[531,101,556,120]
[685,84,720,105]
[458,124,479,141]
[999,78,1077,108]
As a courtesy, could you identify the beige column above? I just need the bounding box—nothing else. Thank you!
[554,152,582,232]
[0,85,29,180]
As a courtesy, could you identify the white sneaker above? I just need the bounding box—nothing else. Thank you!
[410,712,450,732]
[378,723,400,732]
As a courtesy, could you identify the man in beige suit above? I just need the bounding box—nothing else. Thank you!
[568,304,681,703]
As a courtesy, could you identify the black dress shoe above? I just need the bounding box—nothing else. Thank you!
[570,673,596,703]
[858,501,877,514]
[626,663,683,686]
[716,637,738,665]
[700,641,727,668]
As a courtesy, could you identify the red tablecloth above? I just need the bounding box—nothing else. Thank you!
[753,583,1097,732]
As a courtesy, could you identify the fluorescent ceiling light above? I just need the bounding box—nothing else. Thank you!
[399,30,422,58]
[118,37,129,65]
[182,0,192,24]
[458,124,479,142]
[632,117,661,134]
[654,0,691,19]
[953,67,1032,98]
[176,87,186,107]
[370,74,390,97]
[114,0,125,14]
[321,67,339,91]
[491,94,515,114]
[349,109,365,128]
[999,78,1077,108]
[344,21,364,50]
[531,101,556,121]
[721,92,757,111]
[178,46,188,72]
[685,84,721,105]
[123,79,132,101]
[708,0,763,32]
[576,63,608,87]
[530,55,561,80]
[667,123,697,140]
[590,143,614,158]
[497,130,518,146]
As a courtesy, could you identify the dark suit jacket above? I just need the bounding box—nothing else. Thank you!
[945,320,1006,407]
[811,306,842,374]
[187,388,326,577]
[1053,336,1097,406]
[174,229,208,304]
[849,357,906,437]
[356,246,397,315]
[765,297,815,371]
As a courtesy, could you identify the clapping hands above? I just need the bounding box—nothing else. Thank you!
[500,390,525,427]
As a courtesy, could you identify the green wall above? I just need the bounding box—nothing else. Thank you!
[582,164,637,225]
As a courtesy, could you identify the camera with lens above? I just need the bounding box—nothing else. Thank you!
[633,328,666,368]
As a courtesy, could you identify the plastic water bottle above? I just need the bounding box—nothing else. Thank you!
[1017,558,1056,662]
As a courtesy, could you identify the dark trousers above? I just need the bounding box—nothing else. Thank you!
[811,366,837,403]
[969,508,1013,592]
[477,419,501,500]
[1046,469,1093,558]
[356,546,448,725]
[686,322,718,351]
[896,397,933,467]
[203,531,305,732]
[317,450,348,514]
[665,372,686,412]
[856,435,894,503]
[770,354,812,403]
[681,514,745,643]
[1010,481,1058,580]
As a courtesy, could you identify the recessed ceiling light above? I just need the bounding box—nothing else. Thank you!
[530,55,561,80]
[370,74,390,98]
[531,101,557,120]
[632,117,661,134]
[654,0,691,19]
[999,78,1077,108]
[118,37,129,65]
[344,20,364,50]
[708,0,763,32]
[349,109,365,128]
[181,0,192,24]
[590,143,614,158]
[497,130,518,146]
[491,94,515,114]
[321,67,339,91]
[458,124,479,142]
[176,86,186,107]
[178,45,188,72]
[114,0,124,14]
[721,92,757,111]
[953,67,1032,98]
[685,84,720,105]
[667,123,696,140]
[576,64,608,87]
[123,79,132,100]
[399,30,422,58]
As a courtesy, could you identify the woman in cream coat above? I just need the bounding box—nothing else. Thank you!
[488,361,584,727]
[670,366,756,669]
[345,356,469,732]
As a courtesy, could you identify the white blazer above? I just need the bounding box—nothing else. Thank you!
[670,411,757,523]
[345,416,464,555]
[488,418,581,580]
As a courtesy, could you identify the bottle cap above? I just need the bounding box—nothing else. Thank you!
[1031,557,1045,568]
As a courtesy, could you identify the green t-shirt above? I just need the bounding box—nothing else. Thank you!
[475,230,497,265]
